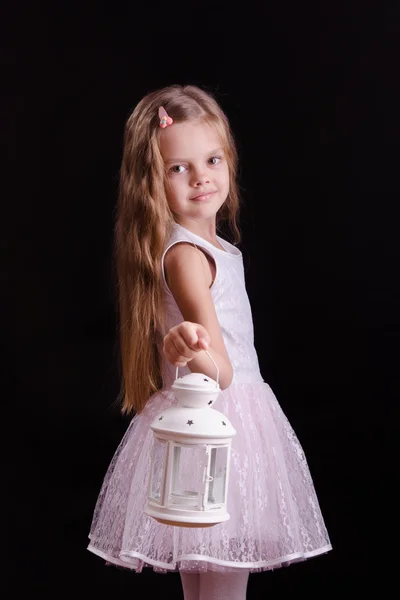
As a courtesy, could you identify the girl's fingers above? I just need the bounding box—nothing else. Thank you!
[171,338,192,360]
[185,323,210,351]
[197,337,209,350]
[162,323,211,367]
[162,339,191,366]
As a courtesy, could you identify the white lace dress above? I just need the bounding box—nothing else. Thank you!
[87,222,332,573]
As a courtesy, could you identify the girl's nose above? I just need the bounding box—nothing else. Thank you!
[191,166,210,187]
[194,175,210,186]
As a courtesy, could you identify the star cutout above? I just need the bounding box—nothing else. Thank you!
[222,421,226,426]
[187,420,194,426]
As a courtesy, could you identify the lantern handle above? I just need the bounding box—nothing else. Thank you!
[175,349,220,387]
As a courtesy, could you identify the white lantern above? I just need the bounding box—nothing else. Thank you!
[144,351,236,528]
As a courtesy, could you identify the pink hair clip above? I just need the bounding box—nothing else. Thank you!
[158,106,173,128]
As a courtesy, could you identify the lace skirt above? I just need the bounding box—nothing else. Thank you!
[87,381,332,573]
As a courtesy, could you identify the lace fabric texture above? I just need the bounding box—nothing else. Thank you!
[88,223,332,573]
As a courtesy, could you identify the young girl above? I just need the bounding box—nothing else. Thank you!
[87,84,332,599]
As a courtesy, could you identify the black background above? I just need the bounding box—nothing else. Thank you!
[6,2,399,598]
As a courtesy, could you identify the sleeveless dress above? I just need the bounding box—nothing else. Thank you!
[87,222,332,573]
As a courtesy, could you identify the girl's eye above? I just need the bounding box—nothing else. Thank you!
[169,156,222,174]
[170,165,187,174]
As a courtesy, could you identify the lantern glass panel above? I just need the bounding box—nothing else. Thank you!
[208,446,228,505]
[150,437,167,503]
[170,445,206,508]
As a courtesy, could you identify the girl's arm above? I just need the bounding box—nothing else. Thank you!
[163,242,233,390]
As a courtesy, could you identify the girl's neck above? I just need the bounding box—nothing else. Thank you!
[175,217,218,245]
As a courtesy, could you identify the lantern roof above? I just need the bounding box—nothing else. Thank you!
[150,405,236,439]
[151,372,236,439]
[172,372,220,393]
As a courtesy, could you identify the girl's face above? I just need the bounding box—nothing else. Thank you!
[159,120,229,225]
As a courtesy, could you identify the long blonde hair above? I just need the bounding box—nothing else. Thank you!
[115,84,241,415]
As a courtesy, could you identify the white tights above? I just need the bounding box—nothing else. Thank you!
[180,570,250,600]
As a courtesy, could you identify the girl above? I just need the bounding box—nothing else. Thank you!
[87,84,332,599]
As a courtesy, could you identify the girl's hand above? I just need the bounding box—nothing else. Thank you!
[163,321,211,367]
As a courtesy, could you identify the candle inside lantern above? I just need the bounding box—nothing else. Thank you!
[170,445,205,507]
